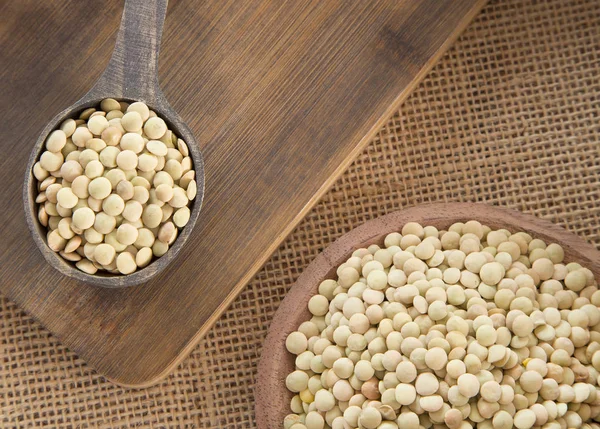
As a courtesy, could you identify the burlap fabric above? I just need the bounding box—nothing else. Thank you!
[2,0,600,427]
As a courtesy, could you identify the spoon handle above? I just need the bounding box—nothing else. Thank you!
[87,0,169,104]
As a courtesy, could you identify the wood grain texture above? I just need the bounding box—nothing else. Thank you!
[23,0,205,287]
[0,0,485,386]
[255,203,600,428]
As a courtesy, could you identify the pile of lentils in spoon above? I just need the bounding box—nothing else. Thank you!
[32,99,197,275]
[284,221,600,429]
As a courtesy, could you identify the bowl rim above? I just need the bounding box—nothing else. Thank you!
[254,202,600,428]
[23,97,205,288]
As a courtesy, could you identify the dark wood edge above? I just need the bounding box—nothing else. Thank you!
[254,203,600,428]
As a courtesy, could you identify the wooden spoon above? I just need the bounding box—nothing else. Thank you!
[255,202,600,428]
[23,0,204,288]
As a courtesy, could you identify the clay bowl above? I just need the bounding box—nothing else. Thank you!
[255,202,600,427]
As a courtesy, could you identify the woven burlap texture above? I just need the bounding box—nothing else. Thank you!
[2,0,600,427]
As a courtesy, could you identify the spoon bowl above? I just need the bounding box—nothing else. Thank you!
[23,0,204,288]
[254,203,600,428]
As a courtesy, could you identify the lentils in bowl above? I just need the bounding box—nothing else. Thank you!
[31,99,197,278]
[283,220,600,429]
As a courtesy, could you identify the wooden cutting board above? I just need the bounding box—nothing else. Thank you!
[0,0,485,387]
